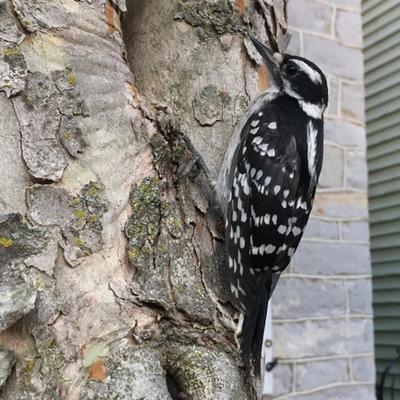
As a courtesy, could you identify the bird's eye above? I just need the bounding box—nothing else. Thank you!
[284,63,299,78]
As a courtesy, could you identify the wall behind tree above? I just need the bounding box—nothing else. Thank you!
[265,0,376,398]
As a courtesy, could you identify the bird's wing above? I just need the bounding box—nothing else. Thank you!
[225,100,310,313]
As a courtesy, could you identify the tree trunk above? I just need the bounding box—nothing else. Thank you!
[0,1,287,399]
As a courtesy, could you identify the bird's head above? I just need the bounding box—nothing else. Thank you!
[251,37,328,117]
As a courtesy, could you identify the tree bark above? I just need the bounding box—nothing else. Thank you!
[0,1,287,399]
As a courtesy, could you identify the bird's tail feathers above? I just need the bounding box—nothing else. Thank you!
[241,270,273,378]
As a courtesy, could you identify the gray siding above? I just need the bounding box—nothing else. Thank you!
[363,0,400,396]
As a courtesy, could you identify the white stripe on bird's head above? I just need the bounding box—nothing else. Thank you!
[282,70,327,118]
[291,59,322,84]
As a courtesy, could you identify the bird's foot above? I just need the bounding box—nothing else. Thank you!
[234,313,244,348]
[155,110,210,183]
[174,133,210,184]
[215,302,238,333]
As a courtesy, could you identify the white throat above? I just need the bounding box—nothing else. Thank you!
[283,82,325,120]
[298,100,324,119]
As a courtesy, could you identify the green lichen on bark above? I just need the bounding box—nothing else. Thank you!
[167,240,215,323]
[14,327,66,400]
[125,177,175,309]
[80,347,170,400]
[0,282,37,331]
[70,181,105,222]
[0,213,48,265]
[79,181,108,221]
[14,68,88,182]
[0,237,13,248]
[51,68,89,117]
[62,181,107,265]
[125,177,169,263]
[27,182,107,267]
[3,46,23,63]
[69,180,108,231]
[166,344,248,400]
[67,71,77,86]
[79,341,247,400]
[149,133,170,178]
[17,71,64,181]
[175,0,244,38]
[23,71,58,108]
[16,355,37,393]
[0,44,27,96]
[33,326,65,377]
[59,116,87,157]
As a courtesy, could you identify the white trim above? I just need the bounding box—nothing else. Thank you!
[262,302,274,395]
[273,314,374,323]
[272,382,375,400]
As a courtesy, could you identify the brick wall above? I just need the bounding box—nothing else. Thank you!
[265,0,376,398]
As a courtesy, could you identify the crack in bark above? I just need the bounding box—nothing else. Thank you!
[166,257,178,310]
[10,97,34,194]
[255,0,289,52]
[8,0,29,37]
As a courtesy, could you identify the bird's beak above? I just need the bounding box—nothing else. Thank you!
[250,37,282,88]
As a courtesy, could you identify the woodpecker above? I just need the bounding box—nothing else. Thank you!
[217,37,328,377]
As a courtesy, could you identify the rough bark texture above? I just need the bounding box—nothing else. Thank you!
[0,1,286,399]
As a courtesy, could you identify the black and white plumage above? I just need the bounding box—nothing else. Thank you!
[216,37,329,377]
